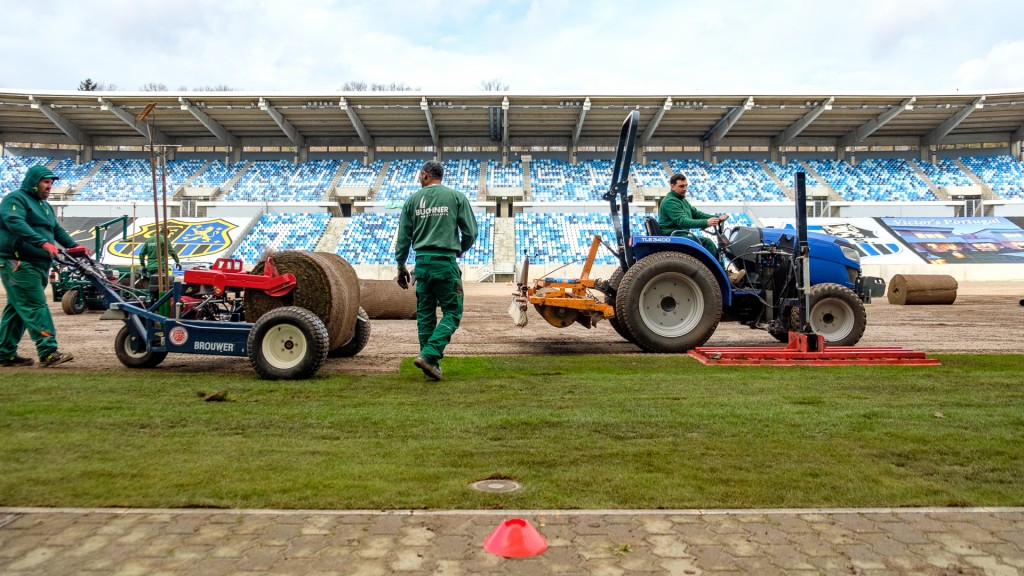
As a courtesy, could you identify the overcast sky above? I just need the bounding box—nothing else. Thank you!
[3,0,1023,95]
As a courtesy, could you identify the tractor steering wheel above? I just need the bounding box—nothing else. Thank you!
[704,218,730,249]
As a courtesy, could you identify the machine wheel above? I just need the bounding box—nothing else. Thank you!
[248,306,329,380]
[328,307,371,358]
[114,324,167,368]
[805,283,867,347]
[61,289,87,315]
[603,267,635,343]
[615,252,722,353]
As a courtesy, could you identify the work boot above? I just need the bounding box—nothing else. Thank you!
[728,269,747,285]
[414,355,443,381]
[40,350,75,368]
[0,355,34,367]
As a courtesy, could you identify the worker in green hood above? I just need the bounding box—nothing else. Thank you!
[0,164,81,367]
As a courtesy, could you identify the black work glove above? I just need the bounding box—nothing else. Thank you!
[397,268,412,290]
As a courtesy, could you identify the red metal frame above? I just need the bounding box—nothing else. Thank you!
[688,332,940,366]
[182,257,296,297]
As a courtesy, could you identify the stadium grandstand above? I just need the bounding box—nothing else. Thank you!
[1,90,1023,281]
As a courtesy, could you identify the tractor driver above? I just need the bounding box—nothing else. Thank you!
[658,173,728,257]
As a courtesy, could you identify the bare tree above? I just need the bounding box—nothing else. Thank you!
[78,78,118,91]
[341,81,418,91]
[479,78,510,92]
[140,82,169,91]
[193,85,237,91]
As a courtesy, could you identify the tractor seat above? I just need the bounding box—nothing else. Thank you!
[643,216,691,238]
[643,216,663,236]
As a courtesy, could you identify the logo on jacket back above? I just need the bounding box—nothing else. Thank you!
[415,197,449,218]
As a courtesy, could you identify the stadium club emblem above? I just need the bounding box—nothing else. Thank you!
[109,219,238,259]
[168,326,189,346]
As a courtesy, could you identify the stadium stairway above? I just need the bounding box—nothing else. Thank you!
[477,167,488,201]
[798,160,842,201]
[954,158,999,201]
[521,157,532,201]
[628,172,642,201]
[213,162,255,201]
[493,216,517,270]
[760,160,793,200]
[67,160,107,199]
[180,160,214,189]
[314,217,349,253]
[909,161,946,200]
[325,160,349,199]
[368,160,390,202]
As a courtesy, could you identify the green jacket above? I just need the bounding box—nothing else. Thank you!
[658,191,715,236]
[395,184,478,268]
[0,165,77,265]
[138,233,180,274]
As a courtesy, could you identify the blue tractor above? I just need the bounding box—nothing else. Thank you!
[517,111,885,353]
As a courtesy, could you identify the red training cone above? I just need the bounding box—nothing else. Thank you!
[482,518,548,558]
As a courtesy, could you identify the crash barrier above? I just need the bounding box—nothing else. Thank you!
[887,274,959,305]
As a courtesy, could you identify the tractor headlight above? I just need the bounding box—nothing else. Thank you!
[840,245,861,264]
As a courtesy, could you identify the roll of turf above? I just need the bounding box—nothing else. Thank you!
[886,274,958,305]
[244,251,360,349]
[358,279,418,320]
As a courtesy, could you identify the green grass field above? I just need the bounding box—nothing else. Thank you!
[2,354,1022,510]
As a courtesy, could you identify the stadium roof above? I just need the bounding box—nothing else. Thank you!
[2,90,1023,151]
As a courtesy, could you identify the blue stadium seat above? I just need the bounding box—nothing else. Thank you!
[0,156,54,199]
[958,155,1024,199]
[231,212,332,265]
[335,212,493,266]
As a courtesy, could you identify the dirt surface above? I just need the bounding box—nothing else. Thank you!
[3,281,1023,376]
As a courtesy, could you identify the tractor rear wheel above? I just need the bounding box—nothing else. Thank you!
[248,306,329,380]
[615,252,722,353]
[603,267,635,343]
[328,307,371,358]
[61,289,86,315]
[805,283,867,346]
[114,324,167,368]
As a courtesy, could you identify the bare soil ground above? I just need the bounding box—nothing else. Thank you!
[3,281,1023,376]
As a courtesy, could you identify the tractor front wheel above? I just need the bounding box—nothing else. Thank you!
[248,306,329,380]
[805,283,867,346]
[114,324,167,368]
[615,252,722,353]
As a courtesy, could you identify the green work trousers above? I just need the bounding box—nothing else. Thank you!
[414,254,464,365]
[0,259,58,360]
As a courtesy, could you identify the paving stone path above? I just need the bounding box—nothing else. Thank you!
[1,507,1022,575]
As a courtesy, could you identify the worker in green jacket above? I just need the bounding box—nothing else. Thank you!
[395,160,478,381]
[658,173,728,257]
[138,225,181,279]
[0,165,81,367]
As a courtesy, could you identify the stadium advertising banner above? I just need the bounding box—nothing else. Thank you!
[760,218,921,264]
[99,217,252,266]
[880,216,1024,265]
[58,217,134,255]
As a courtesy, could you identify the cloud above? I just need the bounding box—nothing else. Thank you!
[953,40,1024,91]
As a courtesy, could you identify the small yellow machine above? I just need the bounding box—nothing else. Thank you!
[512,235,614,329]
